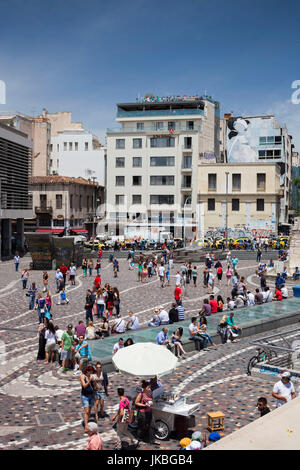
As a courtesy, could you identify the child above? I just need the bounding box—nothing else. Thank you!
[166,265,170,286]
[58,288,69,305]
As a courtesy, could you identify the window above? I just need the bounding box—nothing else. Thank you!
[70,194,73,210]
[208,173,217,190]
[150,137,175,148]
[137,122,144,131]
[150,195,174,205]
[275,136,282,144]
[87,196,90,211]
[133,157,142,167]
[116,176,125,186]
[116,139,125,149]
[232,198,240,211]
[40,194,47,209]
[207,199,215,211]
[186,121,194,130]
[56,194,62,210]
[184,137,192,149]
[257,173,266,191]
[183,155,192,169]
[168,121,176,130]
[232,173,241,191]
[155,122,164,131]
[115,195,125,205]
[183,194,191,206]
[85,142,89,151]
[150,175,174,185]
[79,195,82,210]
[150,156,175,166]
[182,175,192,188]
[132,195,142,204]
[49,144,53,152]
[116,157,125,168]
[69,142,73,151]
[75,142,78,151]
[64,142,67,151]
[260,136,282,145]
[132,176,142,186]
[257,199,265,211]
[133,138,142,148]
[53,219,64,227]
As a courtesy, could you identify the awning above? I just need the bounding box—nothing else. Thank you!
[68,228,88,234]
[35,228,64,234]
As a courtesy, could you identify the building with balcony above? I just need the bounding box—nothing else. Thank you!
[105,95,220,239]
[220,113,293,225]
[29,175,104,237]
[0,122,33,259]
[197,163,283,236]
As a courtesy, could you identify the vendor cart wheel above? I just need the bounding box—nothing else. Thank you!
[154,420,170,440]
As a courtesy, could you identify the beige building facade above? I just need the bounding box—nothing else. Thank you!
[29,175,103,237]
[197,163,282,236]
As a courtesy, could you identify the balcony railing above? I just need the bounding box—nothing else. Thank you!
[35,206,53,214]
[117,108,204,118]
[107,124,202,133]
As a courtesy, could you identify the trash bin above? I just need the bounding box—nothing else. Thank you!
[293,286,300,298]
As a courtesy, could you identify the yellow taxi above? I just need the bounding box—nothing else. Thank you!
[84,239,106,250]
[232,237,251,248]
[272,236,289,249]
[215,238,234,249]
[192,238,213,249]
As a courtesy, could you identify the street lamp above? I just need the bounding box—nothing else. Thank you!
[225,172,229,247]
[183,195,192,247]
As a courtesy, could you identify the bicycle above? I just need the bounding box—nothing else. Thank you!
[247,347,277,376]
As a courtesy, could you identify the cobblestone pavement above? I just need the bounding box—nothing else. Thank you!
[0,254,297,450]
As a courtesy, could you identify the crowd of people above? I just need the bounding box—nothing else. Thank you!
[14,240,299,450]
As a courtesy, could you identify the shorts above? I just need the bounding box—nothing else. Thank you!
[70,275,75,280]
[95,390,106,401]
[81,394,95,408]
[60,350,72,361]
[45,343,56,353]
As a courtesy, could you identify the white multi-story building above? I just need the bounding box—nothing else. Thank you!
[106,95,220,239]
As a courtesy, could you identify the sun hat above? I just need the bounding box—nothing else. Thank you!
[179,437,191,449]
[186,440,202,450]
[281,371,291,378]
[191,431,202,441]
[208,432,221,442]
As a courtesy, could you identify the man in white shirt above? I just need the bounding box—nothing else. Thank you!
[113,338,124,355]
[112,315,126,334]
[158,306,169,325]
[69,264,77,286]
[272,371,296,407]
[158,264,165,288]
[281,285,288,299]
[175,272,181,286]
[247,291,255,306]
[263,287,273,303]
[126,311,139,330]
[14,254,20,272]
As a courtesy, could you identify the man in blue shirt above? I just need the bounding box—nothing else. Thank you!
[74,335,92,375]
[275,273,285,288]
[156,328,175,352]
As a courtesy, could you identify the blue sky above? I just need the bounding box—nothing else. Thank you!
[1,0,300,148]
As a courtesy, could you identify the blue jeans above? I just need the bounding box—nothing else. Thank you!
[29,295,35,310]
[37,308,44,324]
[96,304,104,318]
[85,310,93,325]
[15,263,19,272]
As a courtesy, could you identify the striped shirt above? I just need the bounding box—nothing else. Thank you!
[176,305,185,321]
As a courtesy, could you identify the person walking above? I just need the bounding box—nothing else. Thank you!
[28,282,38,311]
[85,422,103,450]
[272,371,296,408]
[69,263,77,286]
[85,289,95,326]
[44,321,57,364]
[91,362,109,421]
[80,365,96,432]
[42,271,49,293]
[112,387,138,449]
[21,268,29,289]
[14,253,20,272]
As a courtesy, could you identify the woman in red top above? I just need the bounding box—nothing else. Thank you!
[274,287,283,301]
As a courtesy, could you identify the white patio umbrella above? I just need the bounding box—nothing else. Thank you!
[112,342,178,378]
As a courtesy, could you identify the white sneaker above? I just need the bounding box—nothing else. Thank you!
[226,339,231,343]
